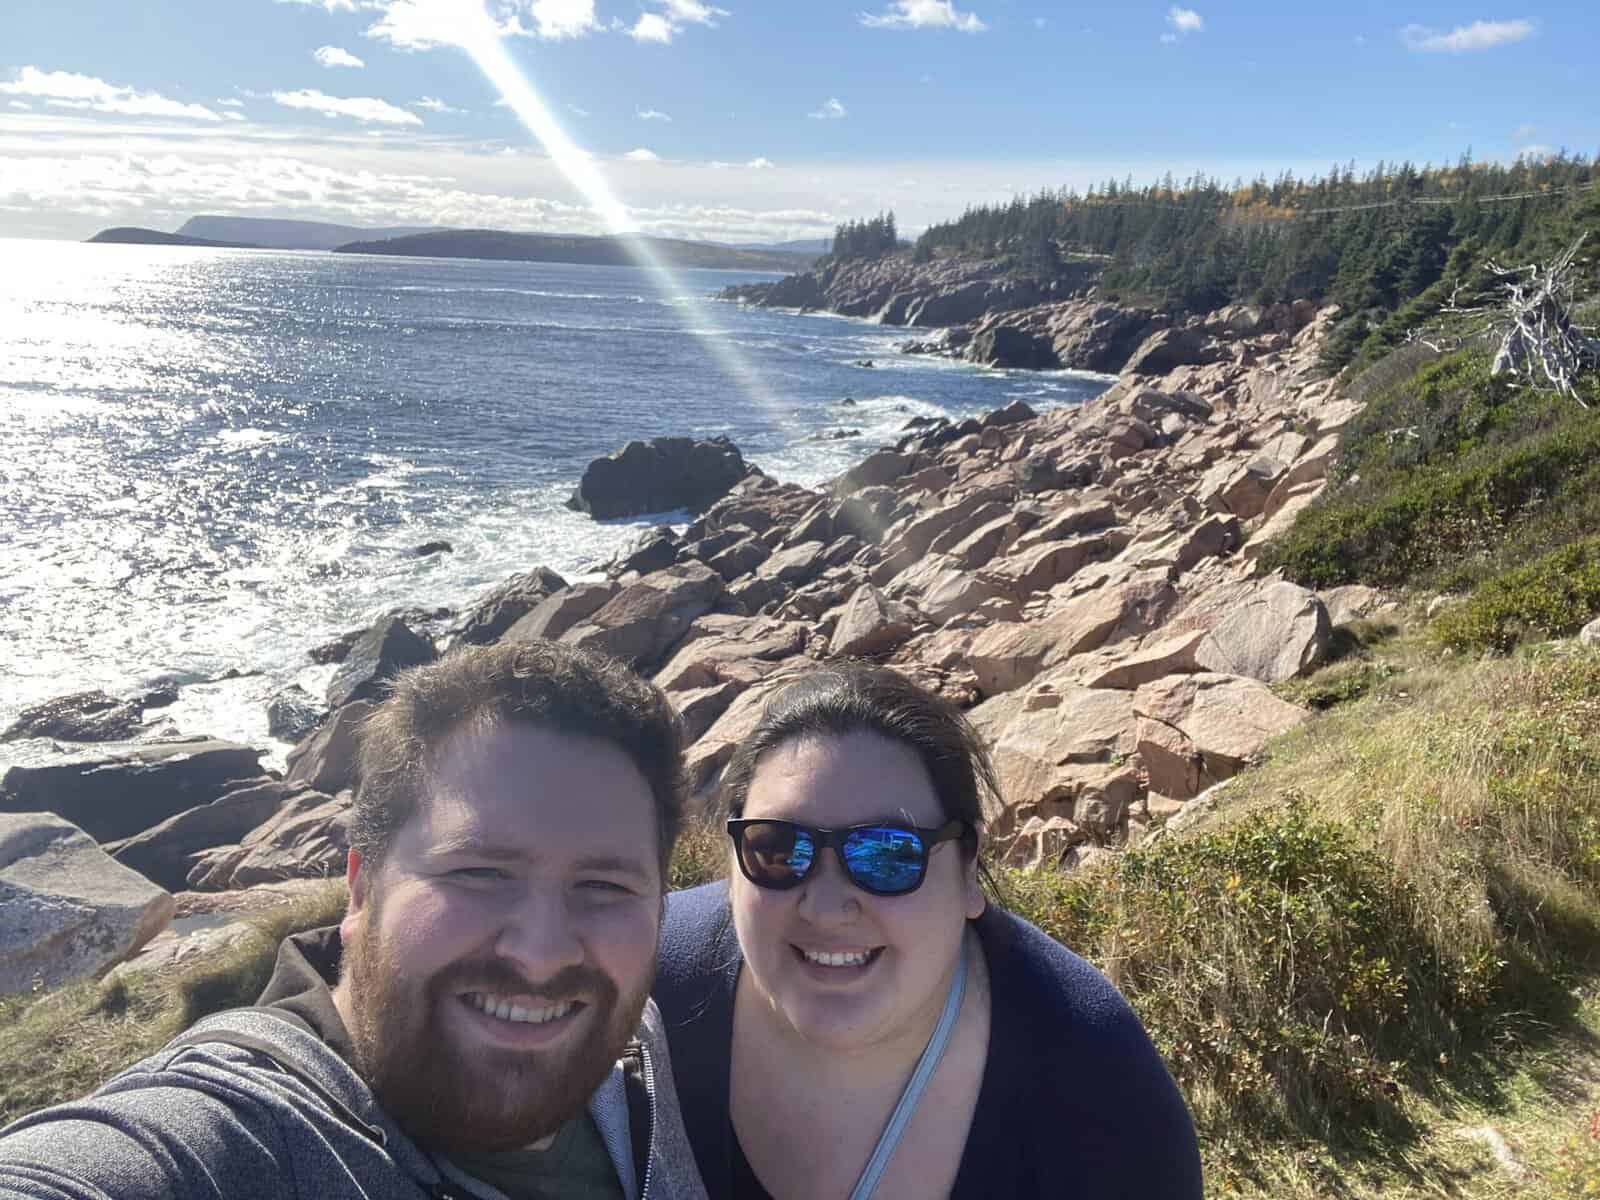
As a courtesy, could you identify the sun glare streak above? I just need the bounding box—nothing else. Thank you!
[452,4,789,428]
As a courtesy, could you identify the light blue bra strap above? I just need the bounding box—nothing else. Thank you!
[848,934,969,1200]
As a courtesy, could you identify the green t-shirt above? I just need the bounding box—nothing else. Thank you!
[444,1113,624,1200]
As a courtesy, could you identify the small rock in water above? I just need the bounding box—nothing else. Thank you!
[267,686,325,743]
[838,397,856,407]
[1,690,143,744]
[326,617,437,709]
[412,540,453,557]
[309,630,362,665]
[141,684,180,710]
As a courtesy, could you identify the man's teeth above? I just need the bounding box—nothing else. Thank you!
[801,948,873,967]
[465,993,576,1024]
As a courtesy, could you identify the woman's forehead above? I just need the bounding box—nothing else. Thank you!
[743,731,944,825]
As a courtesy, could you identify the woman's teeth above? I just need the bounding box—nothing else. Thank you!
[464,993,576,1024]
[800,948,873,968]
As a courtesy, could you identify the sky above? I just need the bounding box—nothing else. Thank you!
[2,0,1596,244]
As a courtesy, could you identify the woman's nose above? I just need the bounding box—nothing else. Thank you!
[796,847,862,922]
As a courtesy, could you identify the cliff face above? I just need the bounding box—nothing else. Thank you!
[721,252,1330,381]
[721,252,1164,372]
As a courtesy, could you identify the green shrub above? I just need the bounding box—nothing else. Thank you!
[1433,538,1600,653]
[1263,403,1600,588]
[1001,805,1495,1135]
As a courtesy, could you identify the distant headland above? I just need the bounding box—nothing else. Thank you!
[84,215,821,273]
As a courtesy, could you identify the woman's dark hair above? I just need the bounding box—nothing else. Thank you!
[720,664,1000,872]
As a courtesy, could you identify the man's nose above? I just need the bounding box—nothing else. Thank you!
[495,886,585,980]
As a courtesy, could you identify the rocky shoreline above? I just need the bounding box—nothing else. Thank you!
[720,250,1323,380]
[1,282,1379,997]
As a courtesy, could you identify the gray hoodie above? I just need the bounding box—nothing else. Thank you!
[0,928,707,1200]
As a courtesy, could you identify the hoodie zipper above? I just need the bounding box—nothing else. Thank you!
[638,1042,659,1200]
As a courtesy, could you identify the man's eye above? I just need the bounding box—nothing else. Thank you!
[578,879,633,895]
[449,867,508,880]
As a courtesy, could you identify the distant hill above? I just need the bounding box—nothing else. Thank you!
[176,216,445,252]
[729,237,831,256]
[335,229,814,272]
[86,227,260,249]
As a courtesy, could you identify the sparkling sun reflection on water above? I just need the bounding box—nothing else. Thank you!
[0,238,1109,754]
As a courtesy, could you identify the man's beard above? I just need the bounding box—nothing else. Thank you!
[340,904,652,1155]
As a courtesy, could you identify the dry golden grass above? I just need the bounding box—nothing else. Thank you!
[0,880,348,1129]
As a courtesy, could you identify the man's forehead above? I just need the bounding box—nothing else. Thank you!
[399,719,658,862]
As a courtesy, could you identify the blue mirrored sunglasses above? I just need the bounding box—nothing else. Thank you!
[726,818,969,897]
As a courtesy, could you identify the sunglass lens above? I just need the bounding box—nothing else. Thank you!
[842,827,926,894]
[741,822,815,886]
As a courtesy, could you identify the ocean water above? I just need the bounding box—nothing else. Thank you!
[0,239,1110,758]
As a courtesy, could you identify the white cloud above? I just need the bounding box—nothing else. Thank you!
[1512,122,1537,140]
[314,45,367,68]
[414,96,465,113]
[222,111,246,122]
[0,67,224,121]
[747,156,775,169]
[808,97,848,120]
[638,108,673,121]
[272,88,424,125]
[529,0,601,39]
[0,117,1358,246]
[8,100,32,110]
[1400,18,1535,53]
[364,0,598,51]
[628,0,728,44]
[1163,6,1202,40]
[1517,144,1557,162]
[629,13,674,41]
[624,147,661,161]
[218,97,245,108]
[860,0,987,33]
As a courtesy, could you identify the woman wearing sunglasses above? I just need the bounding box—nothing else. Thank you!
[654,665,1202,1199]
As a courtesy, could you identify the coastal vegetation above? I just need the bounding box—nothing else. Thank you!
[910,154,1599,368]
[828,211,902,261]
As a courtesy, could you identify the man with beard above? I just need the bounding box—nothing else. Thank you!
[0,640,708,1200]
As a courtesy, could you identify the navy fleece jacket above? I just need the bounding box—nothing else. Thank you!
[653,882,1203,1199]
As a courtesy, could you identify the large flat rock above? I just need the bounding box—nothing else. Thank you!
[1,738,266,844]
[1,812,174,997]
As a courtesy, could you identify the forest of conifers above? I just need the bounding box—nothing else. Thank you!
[905,154,1600,367]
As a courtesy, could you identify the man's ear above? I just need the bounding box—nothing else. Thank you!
[340,848,369,943]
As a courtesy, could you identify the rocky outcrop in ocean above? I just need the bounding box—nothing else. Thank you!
[567,434,754,520]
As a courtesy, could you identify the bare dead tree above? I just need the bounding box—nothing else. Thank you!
[1408,234,1600,407]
